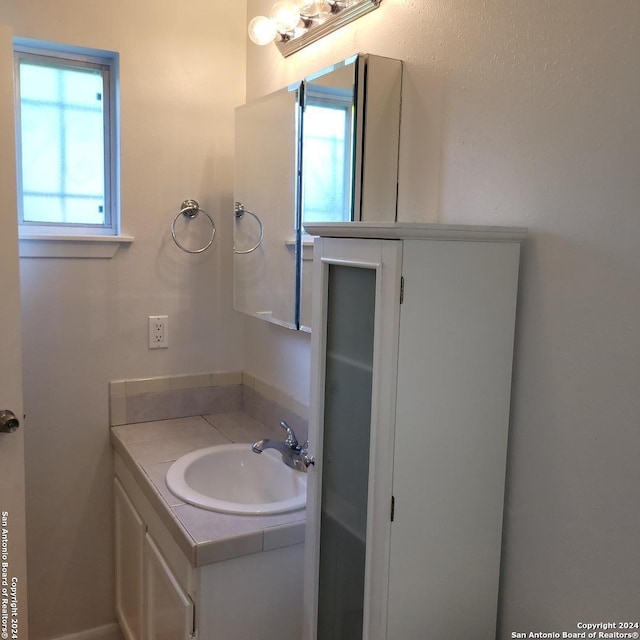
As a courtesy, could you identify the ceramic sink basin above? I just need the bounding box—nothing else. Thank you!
[165,443,306,515]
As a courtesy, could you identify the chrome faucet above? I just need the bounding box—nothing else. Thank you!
[252,421,315,472]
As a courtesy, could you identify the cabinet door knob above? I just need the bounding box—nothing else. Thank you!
[0,410,20,433]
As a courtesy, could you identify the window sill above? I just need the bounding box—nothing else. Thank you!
[284,238,314,261]
[18,234,135,258]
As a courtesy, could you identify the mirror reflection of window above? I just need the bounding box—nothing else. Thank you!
[301,87,354,226]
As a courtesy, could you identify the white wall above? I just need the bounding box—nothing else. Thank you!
[245,0,640,633]
[0,1,246,637]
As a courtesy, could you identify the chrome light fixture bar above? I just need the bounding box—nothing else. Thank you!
[248,0,382,58]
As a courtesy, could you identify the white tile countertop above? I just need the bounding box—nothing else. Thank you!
[110,412,306,567]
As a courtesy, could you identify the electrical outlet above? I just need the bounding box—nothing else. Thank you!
[148,315,168,349]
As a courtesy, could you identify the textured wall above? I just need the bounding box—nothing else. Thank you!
[0,1,246,637]
[245,0,640,633]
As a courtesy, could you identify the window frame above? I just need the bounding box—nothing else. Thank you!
[13,40,120,236]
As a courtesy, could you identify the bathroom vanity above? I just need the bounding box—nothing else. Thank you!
[111,414,305,640]
[303,223,526,640]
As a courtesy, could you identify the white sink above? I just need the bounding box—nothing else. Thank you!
[165,443,307,515]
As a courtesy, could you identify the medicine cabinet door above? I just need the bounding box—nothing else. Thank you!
[298,53,402,330]
[233,54,402,332]
[304,237,402,640]
[233,84,301,329]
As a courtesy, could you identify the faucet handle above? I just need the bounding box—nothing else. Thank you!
[280,420,299,449]
[300,441,315,467]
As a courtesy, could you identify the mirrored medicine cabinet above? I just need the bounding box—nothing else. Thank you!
[233,53,402,331]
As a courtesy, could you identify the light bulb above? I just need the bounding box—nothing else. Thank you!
[317,2,332,21]
[297,0,323,17]
[248,16,277,45]
[270,1,301,33]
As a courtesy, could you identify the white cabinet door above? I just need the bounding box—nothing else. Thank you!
[114,479,145,640]
[386,239,521,640]
[144,533,194,640]
[304,237,402,640]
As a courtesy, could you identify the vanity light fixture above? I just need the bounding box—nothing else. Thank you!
[248,0,381,57]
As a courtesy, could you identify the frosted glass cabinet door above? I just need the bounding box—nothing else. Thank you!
[317,264,376,639]
[143,534,194,640]
[304,237,403,640]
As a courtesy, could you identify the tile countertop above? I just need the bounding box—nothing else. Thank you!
[110,412,306,568]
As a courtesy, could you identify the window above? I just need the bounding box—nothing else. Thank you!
[14,43,119,235]
[301,86,355,225]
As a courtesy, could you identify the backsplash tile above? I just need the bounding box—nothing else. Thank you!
[242,385,308,445]
[109,394,127,427]
[109,371,308,440]
[109,380,126,397]
[125,376,170,395]
[123,385,242,425]
[242,372,308,421]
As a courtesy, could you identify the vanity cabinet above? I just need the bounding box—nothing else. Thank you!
[303,223,526,640]
[114,479,193,640]
[114,479,145,640]
[113,454,304,640]
[144,534,194,639]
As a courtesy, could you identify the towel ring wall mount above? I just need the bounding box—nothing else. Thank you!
[234,202,264,254]
[171,199,216,254]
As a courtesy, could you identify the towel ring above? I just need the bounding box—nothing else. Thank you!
[171,199,216,254]
[234,202,264,255]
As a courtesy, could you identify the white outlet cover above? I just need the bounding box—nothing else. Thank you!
[148,315,168,349]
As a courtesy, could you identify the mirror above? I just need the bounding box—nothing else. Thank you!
[299,54,402,329]
[233,83,301,329]
[233,54,402,331]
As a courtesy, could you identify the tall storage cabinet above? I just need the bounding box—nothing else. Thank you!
[303,223,526,640]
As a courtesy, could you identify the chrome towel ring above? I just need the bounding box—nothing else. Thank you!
[171,199,216,254]
[234,202,264,255]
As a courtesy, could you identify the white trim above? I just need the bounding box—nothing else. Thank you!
[303,221,528,242]
[13,38,118,64]
[18,234,134,258]
[50,622,123,640]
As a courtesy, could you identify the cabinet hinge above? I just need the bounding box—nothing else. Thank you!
[391,495,396,522]
[400,277,404,304]
[299,82,306,110]
[190,595,197,639]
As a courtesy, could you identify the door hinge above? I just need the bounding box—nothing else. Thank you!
[391,495,396,522]
[400,277,404,304]
[190,595,197,638]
